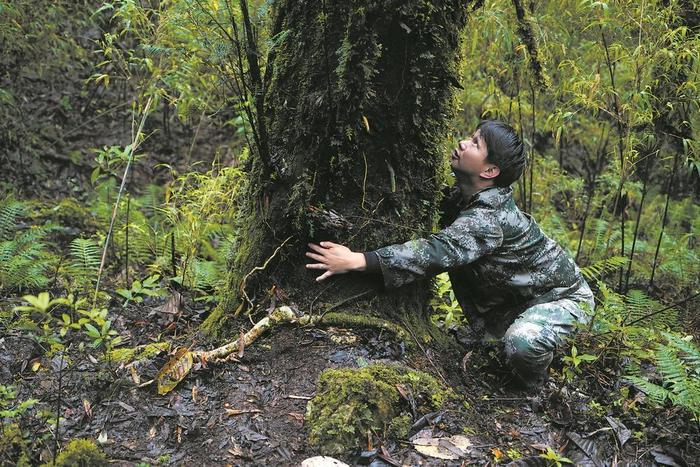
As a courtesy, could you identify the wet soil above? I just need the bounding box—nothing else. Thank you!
[3,294,699,466]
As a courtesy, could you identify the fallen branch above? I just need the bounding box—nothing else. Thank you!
[153,306,407,395]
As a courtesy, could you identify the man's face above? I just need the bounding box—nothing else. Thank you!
[450,129,491,177]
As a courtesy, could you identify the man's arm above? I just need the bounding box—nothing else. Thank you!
[306,209,503,285]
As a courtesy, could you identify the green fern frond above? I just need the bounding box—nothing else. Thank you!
[67,238,101,283]
[581,256,628,282]
[626,334,700,420]
[625,375,671,405]
[0,198,24,241]
[662,332,700,371]
[189,259,223,291]
[624,289,678,329]
[0,227,52,291]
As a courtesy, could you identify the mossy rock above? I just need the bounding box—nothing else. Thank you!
[305,364,451,455]
[51,438,107,467]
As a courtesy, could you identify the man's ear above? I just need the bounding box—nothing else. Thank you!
[481,165,500,180]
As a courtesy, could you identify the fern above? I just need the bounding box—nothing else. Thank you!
[581,255,628,282]
[0,227,53,291]
[662,332,700,372]
[625,289,679,329]
[67,238,101,285]
[625,333,700,420]
[0,198,24,241]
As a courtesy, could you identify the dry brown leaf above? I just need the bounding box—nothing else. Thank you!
[237,329,245,358]
[158,291,182,314]
[362,115,370,133]
[225,408,262,416]
[412,434,472,460]
[129,365,141,385]
[82,399,92,418]
[287,412,305,424]
[156,347,194,395]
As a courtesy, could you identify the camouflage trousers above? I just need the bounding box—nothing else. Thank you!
[500,283,595,388]
[458,283,596,388]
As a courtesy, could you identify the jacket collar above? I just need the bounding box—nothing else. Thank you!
[464,186,512,209]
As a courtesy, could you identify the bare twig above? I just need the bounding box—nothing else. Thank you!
[93,97,152,307]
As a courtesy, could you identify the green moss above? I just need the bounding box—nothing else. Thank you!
[51,439,107,467]
[305,364,450,455]
[106,342,168,363]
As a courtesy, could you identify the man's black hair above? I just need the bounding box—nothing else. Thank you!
[477,120,526,187]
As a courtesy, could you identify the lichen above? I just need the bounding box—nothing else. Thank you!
[50,438,107,467]
[305,364,451,455]
[106,342,168,363]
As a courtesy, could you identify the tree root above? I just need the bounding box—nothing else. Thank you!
[153,306,409,394]
[200,307,407,360]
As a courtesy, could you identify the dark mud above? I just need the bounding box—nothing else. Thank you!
[3,295,698,466]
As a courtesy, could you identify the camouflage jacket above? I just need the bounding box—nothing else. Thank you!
[364,186,591,329]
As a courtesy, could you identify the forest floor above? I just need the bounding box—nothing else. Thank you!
[2,283,699,466]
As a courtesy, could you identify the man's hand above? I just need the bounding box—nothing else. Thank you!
[305,241,366,282]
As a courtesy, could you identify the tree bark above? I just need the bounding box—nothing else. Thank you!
[202,1,472,342]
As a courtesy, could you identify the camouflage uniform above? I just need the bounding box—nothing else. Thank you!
[363,186,594,387]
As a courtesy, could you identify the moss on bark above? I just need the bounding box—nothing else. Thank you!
[106,342,168,363]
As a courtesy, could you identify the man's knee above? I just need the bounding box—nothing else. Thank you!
[503,320,555,370]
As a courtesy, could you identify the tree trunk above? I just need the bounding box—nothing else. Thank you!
[202,1,472,342]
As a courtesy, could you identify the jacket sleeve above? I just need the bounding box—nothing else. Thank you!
[369,209,503,289]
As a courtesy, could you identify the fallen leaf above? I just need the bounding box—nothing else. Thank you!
[116,401,135,412]
[237,329,245,359]
[157,291,182,314]
[362,115,370,133]
[461,351,472,374]
[82,399,92,418]
[97,431,108,444]
[492,447,505,461]
[156,347,194,395]
[566,431,603,467]
[412,433,472,460]
[650,449,684,467]
[129,366,140,385]
[605,416,631,448]
[287,412,305,424]
[31,360,41,372]
[225,408,262,416]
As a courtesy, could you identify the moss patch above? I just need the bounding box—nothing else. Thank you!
[106,342,168,363]
[50,438,107,467]
[305,364,451,455]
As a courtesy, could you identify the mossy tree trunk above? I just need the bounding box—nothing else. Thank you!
[202,1,473,342]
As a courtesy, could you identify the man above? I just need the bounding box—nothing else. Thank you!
[305,120,594,390]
